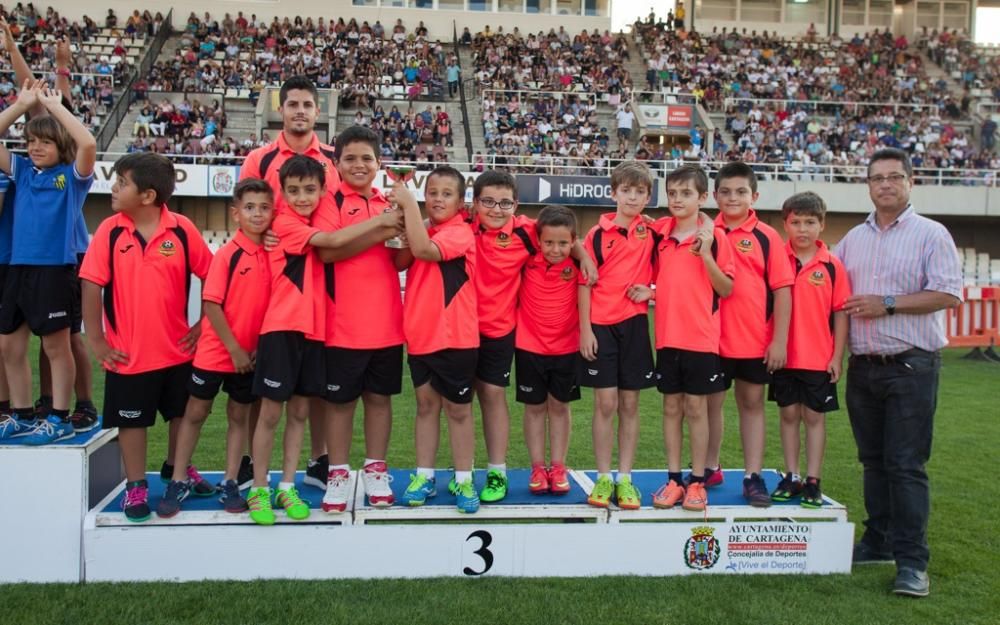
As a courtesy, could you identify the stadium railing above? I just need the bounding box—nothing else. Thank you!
[723,97,944,115]
[454,21,473,162]
[482,88,600,109]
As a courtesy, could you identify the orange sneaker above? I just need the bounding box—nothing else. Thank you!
[549,464,570,495]
[683,482,708,511]
[528,464,550,494]
[652,480,685,509]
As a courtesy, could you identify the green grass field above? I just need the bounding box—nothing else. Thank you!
[5,344,1000,625]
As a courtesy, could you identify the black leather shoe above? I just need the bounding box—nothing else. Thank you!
[893,567,930,597]
[853,542,895,565]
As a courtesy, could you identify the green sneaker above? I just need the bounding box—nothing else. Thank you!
[615,477,642,510]
[480,469,508,503]
[275,485,311,521]
[587,475,614,508]
[247,487,275,526]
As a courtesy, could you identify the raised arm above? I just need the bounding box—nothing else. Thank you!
[0,80,41,174]
[0,18,45,119]
[311,210,403,261]
[38,87,97,177]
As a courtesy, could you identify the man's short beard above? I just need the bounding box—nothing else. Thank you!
[286,125,312,137]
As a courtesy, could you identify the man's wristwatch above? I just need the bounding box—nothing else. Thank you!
[883,295,896,315]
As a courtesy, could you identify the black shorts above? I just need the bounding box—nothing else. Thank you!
[71,253,85,334]
[515,349,581,405]
[409,348,478,404]
[0,265,77,336]
[580,314,655,390]
[721,356,772,388]
[655,348,726,395]
[475,330,515,387]
[324,344,403,403]
[252,331,326,401]
[769,369,839,413]
[188,367,256,405]
[103,362,192,429]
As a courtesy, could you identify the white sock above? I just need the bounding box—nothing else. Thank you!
[455,470,473,484]
[617,471,631,482]
[417,467,435,480]
[598,472,613,481]
[277,481,294,491]
[744,473,753,480]
[364,458,383,468]
[487,463,507,475]
[791,473,802,483]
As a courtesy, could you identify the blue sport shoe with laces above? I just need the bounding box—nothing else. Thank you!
[0,416,38,440]
[22,415,75,445]
[401,474,436,506]
[454,478,480,514]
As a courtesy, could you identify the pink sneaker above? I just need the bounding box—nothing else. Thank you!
[705,465,724,488]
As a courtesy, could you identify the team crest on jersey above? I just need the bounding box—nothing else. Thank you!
[560,266,574,281]
[53,173,66,190]
[736,238,754,253]
[683,526,721,570]
[808,270,826,286]
[496,232,511,248]
[159,240,177,257]
[635,224,648,239]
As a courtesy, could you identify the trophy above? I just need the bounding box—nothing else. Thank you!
[384,165,416,248]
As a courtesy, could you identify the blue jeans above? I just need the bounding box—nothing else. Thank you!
[846,349,939,571]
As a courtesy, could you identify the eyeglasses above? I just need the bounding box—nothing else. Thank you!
[478,197,516,211]
[867,173,907,185]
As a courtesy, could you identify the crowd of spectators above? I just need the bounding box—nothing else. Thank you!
[125,95,240,163]
[633,23,957,114]
[468,25,633,98]
[919,26,1000,100]
[144,13,455,109]
[352,102,452,167]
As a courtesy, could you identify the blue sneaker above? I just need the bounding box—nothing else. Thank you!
[401,474,436,506]
[0,417,38,440]
[22,415,75,445]
[454,478,480,514]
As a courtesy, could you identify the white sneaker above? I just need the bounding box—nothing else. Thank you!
[362,461,395,507]
[321,468,351,513]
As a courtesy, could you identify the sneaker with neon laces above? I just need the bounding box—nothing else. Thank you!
[801,479,823,509]
[122,480,151,523]
[401,474,436,506]
[275,485,310,520]
[185,465,216,497]
[247,487,275,525]
[363,462,395,507]
[157,480,190,518]
[22,415,75,445]
[528,464,550,495]
[771,473,803,502]
[0,416,38,440]
[219,479,248,513]
[323,468,352,513]
[615,476,642,510]
[304,454,328,490]
[704,465,724,488]
[587,475,614,508]
[743,473,772,508]
[454,478,480,513]
[69,405,99,433]
[480,469,508,503]
[548,464,571,495]
[652,480,685,509]
[683,482,708,511]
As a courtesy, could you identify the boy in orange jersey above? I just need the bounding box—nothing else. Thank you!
[580,161,657,510]
[80,153,213,523]
[246,156,401,525]
[157,179,275,518]
[516,205,587,495]
[769,192,849,508]
[708,162,795,507]
[469,170,596,503]
[627,165,735,512]
[315,126,406,513]
[393,166,481,514]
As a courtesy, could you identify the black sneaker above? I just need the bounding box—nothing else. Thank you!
[800,479,822,509]
[304,453,328,490]
[219,479,249,513]
[122,480,151,523]
[853,542,895,565]
[161,461,215,497]
[157,480,190,518]
[237,455,254,490]
[742,473,772,508]
[69,405,99,433]
[770,473,803,502]
[893,567,930,597]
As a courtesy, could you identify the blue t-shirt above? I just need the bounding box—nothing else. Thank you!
[0,175,13,265]
[10,155,93,265]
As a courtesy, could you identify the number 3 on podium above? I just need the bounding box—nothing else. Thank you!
[463,530,494,576]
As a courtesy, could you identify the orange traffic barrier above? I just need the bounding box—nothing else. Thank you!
[947,287,1000,359]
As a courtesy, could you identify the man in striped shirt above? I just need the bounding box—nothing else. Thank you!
[836,148,962,598]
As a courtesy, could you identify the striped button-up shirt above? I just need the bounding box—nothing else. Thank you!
[835,205,962,355]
